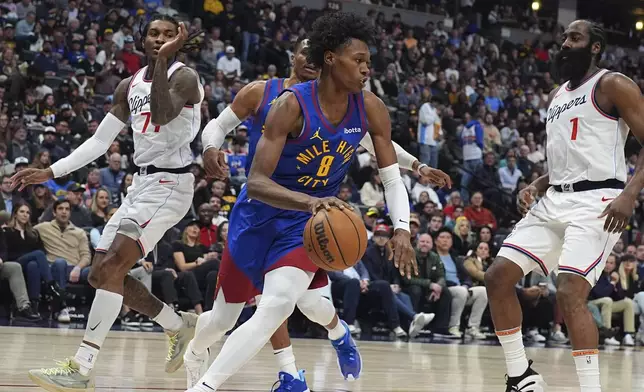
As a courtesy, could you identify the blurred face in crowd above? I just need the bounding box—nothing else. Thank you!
[417,233,433,253]
[337,185,351,202]
[87,169,100,185]
[435,231,453,252]
[54,201,71,225]
[418,191,429,204]
[1,176,11,194]
[449,191,461,206]
[86,45,97,60]
[0,115,7,129]
[556,21,600,83]
[198,203,214,225]
[507,156,517,170]
[484,152,495,166]
[476,242,490,259]
[108,153,121,171]
[484,113,493,125]
[15,204,30,226]
[457,219,470,237]
[66,189,83,206]
[479,226,492,242]
[13,127,26,142]
[604,255,617,273]
[410,222,419,238]
[109,141,120,154]
[613,238,624,253]
[471,192,483,207]
[622,257,636,274]
[292,39,318,81]
[625,244,637,255]
[372,231,389,247]
[123,173,133,189]
[636,245,644,260]
[423,201,435,216]
[211,180,226,197]
[95,189,110,210]
[209,196,221,213]
[46,95,54,106]
[185,222,200,240]
[453,206,464,219]
[219,222,229,241]
[323,37,370,94]
[429,215,443,232]
[519,145,529,157]
[88,120,98,134]
[144,19,179,61]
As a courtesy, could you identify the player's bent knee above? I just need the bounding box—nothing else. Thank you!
[556,274,590,313]
[484,257,524,291]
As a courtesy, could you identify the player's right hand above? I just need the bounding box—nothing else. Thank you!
[203,148,229,180]
[308,197,353,214]
[10,168,54,191]
[517,184,538,216]
[387,229,418,279]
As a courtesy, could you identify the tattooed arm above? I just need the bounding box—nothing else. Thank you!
[150,57,201,125]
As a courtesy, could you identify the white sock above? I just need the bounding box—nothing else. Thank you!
[496,326,529,377]
[573,349,601,392]
[327,320,346,340]
[74,289,123,375]
[273,346,298,379]
[153,303,183,332]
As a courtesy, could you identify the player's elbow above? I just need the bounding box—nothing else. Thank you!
[246,175,264,199]
[150,113,170,126]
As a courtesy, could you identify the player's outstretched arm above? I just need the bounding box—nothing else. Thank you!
[247,92,349,213]
[598,73,644,232]
[363,91,417,278]
[149,59,201,126]
[10,78,132,190]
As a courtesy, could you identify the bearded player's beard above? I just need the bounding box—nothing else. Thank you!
[555,43,594,85]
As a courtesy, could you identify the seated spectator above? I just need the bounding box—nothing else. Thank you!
[515,271,557,343]
[89,187,111,227]
[35,199,91,321]
[209,196,229,226]
[363,207,379,239]
[442,191,462,219]
[115,173,133,206]
[40,183,92,227]
[172,220,219,294]
[618,254,644,345]
[411,175,442,208]
[5,202,62,311]
[477,226,499,256]
[100,152,125,198]
[196,203,218,250]
[27,184,53,224]
[0,174,20,214]
[445,206,465,231]
[589,254,636,346]
[82,168,102,204]
[0,258,40,321]
[361,224,434,338]
[451,216,472,256]
[498,152,523,192]
[413,191,430,214]
[402,233,452,334]
[434,228,488,338]
[427,212,444,237]
[463,241,491,288]
[464,191,497,230]
[360,172,385,208]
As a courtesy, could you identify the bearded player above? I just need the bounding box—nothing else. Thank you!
[15,15,205,391]
[484,20,644,392]
[186,36,447,389]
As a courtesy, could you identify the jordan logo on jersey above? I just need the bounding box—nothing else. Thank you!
[129,94,151,115]
[310,128,323,141]
[547,95,587,123]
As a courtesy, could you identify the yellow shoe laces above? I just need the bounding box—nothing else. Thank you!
[41,359,77,376]
[166,333,178,362]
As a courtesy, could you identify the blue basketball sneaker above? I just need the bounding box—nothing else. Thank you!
[330,320,362,380]
[270,370,310,392]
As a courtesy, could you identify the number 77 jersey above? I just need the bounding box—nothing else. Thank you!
[545,68,629,186]
[127,61,204,169]
[269,80,368,198]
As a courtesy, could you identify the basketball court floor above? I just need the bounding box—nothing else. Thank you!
[1,326,643,391]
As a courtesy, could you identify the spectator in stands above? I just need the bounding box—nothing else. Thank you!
[402,233,452,334]
[41,183,92,227]
[0,175,19,214]
[363,207,379,239]
[460,116,484,201]
[360,171,384,208]
[336,184,361,212]
[0,254,40,320]
[427,213,444,237]
[361,224,434,338]
[611,238,625,258]
[40,126,67,163]
[434,228,488,338]
[464,192,497,230]
[172,220,219,294]
[89,187,110,227]
[217,46,241,79]
[35,199,91,322]
[498,152,523,192]
[517,144,534,178]
[409,215,421,246]
[196,203,218,250]
[5,202,61,311]
[589,254,636,346]
[0,145,15,177]
[100,152,125,198]
[90,206,118,250]
[9,126,38,162]
[411,175,442,208]
[209,196,228,226]
[418,92,441,169]
[516,270,556,343]
[617,254,644,345]
[451,216,471,256]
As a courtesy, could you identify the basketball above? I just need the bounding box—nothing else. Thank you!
[303,207,368,271]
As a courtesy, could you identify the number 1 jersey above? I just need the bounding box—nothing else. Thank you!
[127,61,204,169]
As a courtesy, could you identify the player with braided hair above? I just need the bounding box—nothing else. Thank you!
[18,14,205,392]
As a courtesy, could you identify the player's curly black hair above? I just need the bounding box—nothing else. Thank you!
[581,19,606,62]
[140,14,203,54]
[307,11,375,68]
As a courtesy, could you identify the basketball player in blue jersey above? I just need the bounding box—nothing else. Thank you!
[187,37,450,390]
[185,12,435,392]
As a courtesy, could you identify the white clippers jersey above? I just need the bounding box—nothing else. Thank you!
[127,61,204,168]
[546,68,629,185]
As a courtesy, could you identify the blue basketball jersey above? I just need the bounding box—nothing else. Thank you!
[246,78,286,174]
[272,79,368,198]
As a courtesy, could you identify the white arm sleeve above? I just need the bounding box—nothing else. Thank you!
[50,113,125,178]
[379,163,411,232]
[201,106,242,151]
[359,133,416,171]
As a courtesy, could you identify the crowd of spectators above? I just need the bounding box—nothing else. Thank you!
[0,0,643,347]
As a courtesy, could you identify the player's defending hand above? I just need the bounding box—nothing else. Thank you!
[10,168,54,191]
[418,165,452,189]
[308,197,353,214]
[517,184,538,216]
[203,148,229,180]
[599,193,635,233]
[387,229,418,279]
[158,22,189,58]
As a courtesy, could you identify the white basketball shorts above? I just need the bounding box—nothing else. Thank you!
[497,187,622,285]
[96,171,194,256]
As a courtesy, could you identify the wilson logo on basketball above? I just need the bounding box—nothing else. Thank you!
[313,221,334,263]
